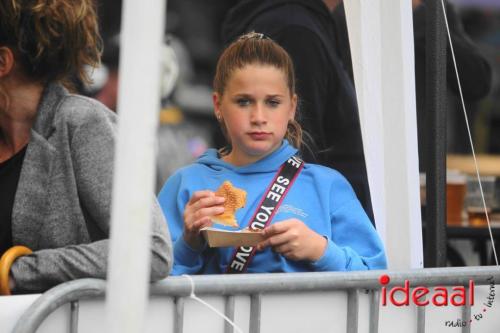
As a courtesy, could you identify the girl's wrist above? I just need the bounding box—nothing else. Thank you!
[310,234,327,261]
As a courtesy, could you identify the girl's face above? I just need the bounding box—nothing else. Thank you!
[213,64,297,166]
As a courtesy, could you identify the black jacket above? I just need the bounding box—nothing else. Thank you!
[413,2,492,160]
[222,0,374,221]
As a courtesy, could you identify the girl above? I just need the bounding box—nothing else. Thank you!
[158,32,386,275]
[0,0,172,294]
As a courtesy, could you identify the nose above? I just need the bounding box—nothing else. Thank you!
[250,103,267,125]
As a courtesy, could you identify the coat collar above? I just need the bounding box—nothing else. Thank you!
[32,83,68,139]
[12,131,56,247]
[12,83,66,247]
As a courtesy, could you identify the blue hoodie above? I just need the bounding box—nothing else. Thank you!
[158,141,387,275]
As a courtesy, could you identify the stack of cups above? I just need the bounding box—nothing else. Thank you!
[465,176,495,227]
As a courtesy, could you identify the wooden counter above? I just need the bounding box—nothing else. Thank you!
[447,154,500,176]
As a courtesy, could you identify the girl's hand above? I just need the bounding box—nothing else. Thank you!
[256,219,327,261]
[183,190,225,250]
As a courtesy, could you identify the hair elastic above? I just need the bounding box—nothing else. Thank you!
[238,31,272,41]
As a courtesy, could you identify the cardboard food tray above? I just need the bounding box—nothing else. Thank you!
[201,227,264,247]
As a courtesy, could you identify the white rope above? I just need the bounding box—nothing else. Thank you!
[182,275,244,333]
[439,0,498,265]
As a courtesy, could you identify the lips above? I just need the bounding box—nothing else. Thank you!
[248,132,271,140]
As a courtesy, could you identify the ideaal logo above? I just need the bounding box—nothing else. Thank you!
[379,274,496,327]
[379,274,474,307]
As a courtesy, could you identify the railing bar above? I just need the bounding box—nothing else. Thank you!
[149,268,500,296]
[69,301,79,333]
[462,286,471,333]
[417,305,426,333]
[224,295,235,333]
[369,290,379,333]
[347,289,359,333]
[174,297,185,333]
[249,294,261,333]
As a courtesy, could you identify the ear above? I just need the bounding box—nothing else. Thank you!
[0,47,15,78]
[289,93,297,121]
[213,92,222,120]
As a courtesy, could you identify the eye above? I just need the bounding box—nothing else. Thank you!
[235,98,251,107]
[266,98,281,108]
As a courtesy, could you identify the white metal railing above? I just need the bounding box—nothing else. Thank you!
[8,266,500,333]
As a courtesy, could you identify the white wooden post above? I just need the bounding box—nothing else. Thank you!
[105,0,166,332]
[344,0,423,269]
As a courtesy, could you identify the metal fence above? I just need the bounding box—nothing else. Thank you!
[12,266,500,333]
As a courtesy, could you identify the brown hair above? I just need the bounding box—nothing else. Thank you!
[0,0,102,85]
[213,32,303,151]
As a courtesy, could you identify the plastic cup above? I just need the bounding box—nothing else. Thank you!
[446,170,467,225]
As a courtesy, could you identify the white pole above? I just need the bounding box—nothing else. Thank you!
[105,0,166,332]
[343,0,385,242]
[344,0,423,269]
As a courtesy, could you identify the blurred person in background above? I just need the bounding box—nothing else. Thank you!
[91,1,220,189]
[332,0,492,167]
[460,5,500,154]
[413,0,492,157]
[0,0,172,294]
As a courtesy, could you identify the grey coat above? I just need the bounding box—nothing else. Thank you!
[10,83,173,293]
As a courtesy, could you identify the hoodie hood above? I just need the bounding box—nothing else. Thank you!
[196,140,298,174]
[221,0,332,44]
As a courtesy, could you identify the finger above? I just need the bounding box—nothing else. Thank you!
[255,240,268,251]
[192,218,213,230]
[187,217,213,233]
[185,202,224,223]
[273,242,298,254]
[268,231,296,247]
[189,206,224,223]
[193,195,225,211]
[262,222,289,237]
[187,190,215,206]
[258,231,294,250]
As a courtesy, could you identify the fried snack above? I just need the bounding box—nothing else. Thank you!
[212,181,246,227]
